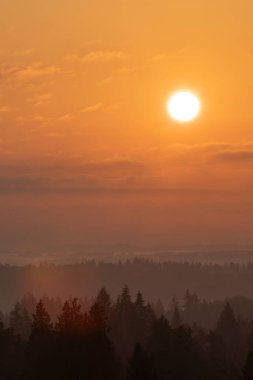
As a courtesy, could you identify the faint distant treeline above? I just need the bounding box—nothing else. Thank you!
[2,286,253,380]
[1,259,253,310]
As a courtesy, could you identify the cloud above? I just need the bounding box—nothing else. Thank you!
[30,93,53,107]
[82,50,129,63]
[0,177,45,191]
[79,102,119,114]
[101,77,113,84]
[0,175,210,195]
[0,159,147,193]
[33,115,45,122]
[80,103,102,113]
[148,54,165,62]
[181,142,253,164]
[80,159,146,175]
[58,113,73,122]
[44,132,65,139]
[213,150,253,162]
[157,142,253,165]
[0,63,21,79]
[1,143,253,195]
[15,62,60,80]
[0,106,13,113]
[13,49,33,57]
[82,40,102,47]
[113,67,135,75]
[0,62,60,83]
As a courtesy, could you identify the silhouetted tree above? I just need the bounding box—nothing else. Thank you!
[56,298,86,334]
[120,285,132,307]
[154,299,165,318]
[85,303,119,380]
[89,302,107,332]
[216,302,240,353]
[32,299,53,333]
[171,306,182,329]
[147,316,173,378]
[134,292,155,343]
[111,285,135,361]
[136,291,145,308]
[183,289,201,325]
[184,289,199,310]
[127,343,157,380]
[148,316,206,380]
[206,330,229,380]
[242,352,253,380]
[172,325,205,380]
[9,302,31,340]
[96,287,112,323]
[0,320,24,379]
[26,301,56,380]
[20,293,37,317]
[41,294,63,322]
[5,282,253,380]
[111,287,154,362]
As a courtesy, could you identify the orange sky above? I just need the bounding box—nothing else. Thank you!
[0,0,253,259]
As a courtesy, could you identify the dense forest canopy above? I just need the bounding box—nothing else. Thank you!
[2,286,253,380]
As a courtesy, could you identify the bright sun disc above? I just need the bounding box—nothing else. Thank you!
[167,91,201,123]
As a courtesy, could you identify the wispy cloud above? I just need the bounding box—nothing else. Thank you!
[58,113,73,122]
[101,77,113,84]
[15,62,60,80]
[123,142,253,170]
[80,103,102,113]
[0,62,61,83]
[213,149,253,162]
[30,93,53,107]
[13,49,33,57]
[82,50,129,63]
[148,54,165,62]
[82,40,102,47]
[0,106,14,113]
[0,158,147,193]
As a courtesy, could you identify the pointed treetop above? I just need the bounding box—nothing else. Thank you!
[171,307,182,329]
[135,291,145,308]
[120,285,132,305]
[96,287,112,310]
[32,299,53,332]
[56,298,86,333]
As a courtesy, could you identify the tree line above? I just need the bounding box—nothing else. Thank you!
[5,288,253,335]
[2,260,253,310]
[1,286,253,379]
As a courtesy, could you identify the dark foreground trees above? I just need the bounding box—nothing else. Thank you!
[1,287,253,380]
[127,343,157,380]
[242,352,253,380]
[25,298,118,380]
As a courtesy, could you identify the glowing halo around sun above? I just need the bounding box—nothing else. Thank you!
[167,91,201,123]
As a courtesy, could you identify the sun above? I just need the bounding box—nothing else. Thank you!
[167,91,201,123]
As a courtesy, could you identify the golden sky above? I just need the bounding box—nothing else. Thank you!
[0,0,253,258]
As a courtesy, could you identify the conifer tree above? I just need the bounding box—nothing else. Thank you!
[9,302,31,340]
[242,352,253,380]
[171,306,182,329]
[216,302,240,351]
[32,300,53,333]
[56,298,86,334]
[96,287,112,323]
[127,343,157,380]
